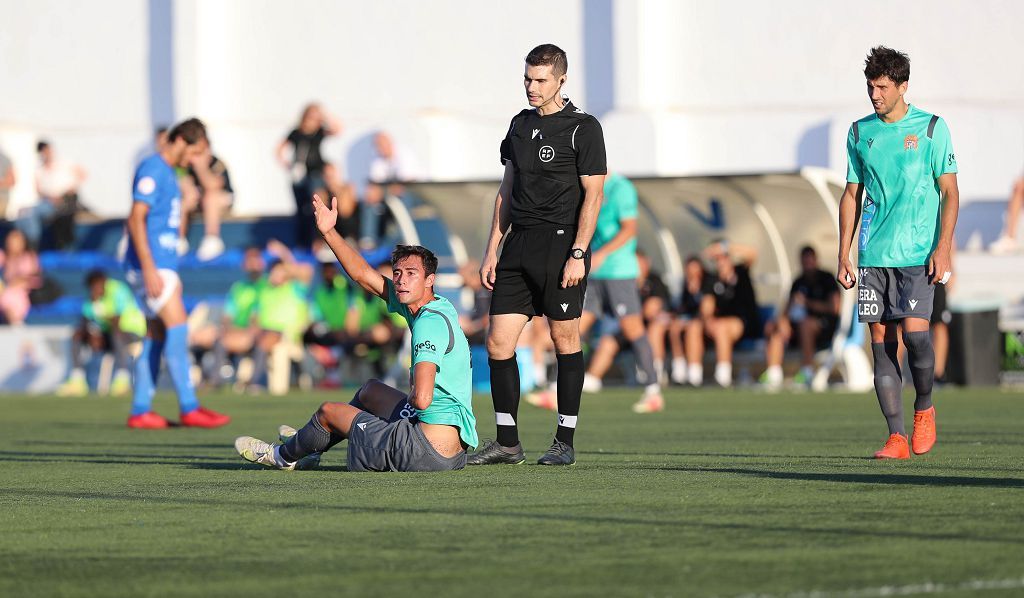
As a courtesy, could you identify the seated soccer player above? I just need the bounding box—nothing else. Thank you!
[234,194,477,472]
[760,246,841,390]
[58,270,146,396]
[700,240,760,387]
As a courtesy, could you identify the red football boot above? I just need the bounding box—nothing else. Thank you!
[127,412,171,429]
[180,407,231,428]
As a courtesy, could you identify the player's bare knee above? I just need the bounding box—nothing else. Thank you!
[485,333,515,360]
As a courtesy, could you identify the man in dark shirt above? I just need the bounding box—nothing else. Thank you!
[762,245,841,389]
[470,43,607,467]
[701,240,759,387]
[180,137,233,261]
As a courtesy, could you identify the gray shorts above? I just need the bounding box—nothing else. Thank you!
[857,266,934,323]
[584,277,642,318]
[346,411,467,473]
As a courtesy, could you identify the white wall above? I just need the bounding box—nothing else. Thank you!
[1,0,1022,219]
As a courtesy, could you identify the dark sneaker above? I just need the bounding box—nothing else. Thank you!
[537,439,575,466]
[467,440,525,465]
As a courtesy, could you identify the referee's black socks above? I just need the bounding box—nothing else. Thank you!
[555,351,585,447]
[489,356,521,448]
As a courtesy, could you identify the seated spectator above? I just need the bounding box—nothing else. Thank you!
[0,229,43,325]
[16,141,86,250]
[304,258,358,387]
[701,240,759,387]
[190,245,266,386]
[361,131,421,249]
[57,270,146,396]
[458,259,490,346]
[989,175,1023,254]
[668,255,708,386]
[277,103,341,249]
[179,136,233,261]
[0,146,16,219]
[248,241,313,392]
[761,246,841,390]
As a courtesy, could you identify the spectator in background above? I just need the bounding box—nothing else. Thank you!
[760,246,841,390]
[179,136,233,261]
[277,103,342,249]
[304,258,357,388]
[0,146,16,219]
[701,239,759,387]
[248,240,313,392]
[458,259,490,346]
[190,245,266,386]
[57,270,146,397]
[0,229,42,325]
[668,255,708,386]
[17,141,86,249]
[361,131,421,248]
[989,174,1023,254]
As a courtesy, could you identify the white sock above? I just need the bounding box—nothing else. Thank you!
[687,363,703,386]
[714,362,732,387]
[644,383,661,396]
[69,368,86,381]
[273,445,295,468]
[533,361,548,387]
[582,373,603,394]
[672,358,687,383]
[765,365,783,385]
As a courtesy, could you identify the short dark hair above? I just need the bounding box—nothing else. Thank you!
[526,44,568,78]
[85,269,107,287]
[799,245,817,258]
[864,46,910,85]
[167,117,207,145]
[391,245,438,278]
[36,140,50,153]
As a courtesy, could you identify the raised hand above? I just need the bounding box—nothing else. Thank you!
[312,194,339,236]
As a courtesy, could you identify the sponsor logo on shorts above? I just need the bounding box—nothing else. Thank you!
[909,299,918,310]
[357,422,367,430]
[858,286,880,317]
[904,134,918,151]
[616,303,627,316]
[539,145,555,162]
[414,341,436,354]
[560,303,569,312]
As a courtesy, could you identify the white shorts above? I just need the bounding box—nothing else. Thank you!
[126,269,181,318]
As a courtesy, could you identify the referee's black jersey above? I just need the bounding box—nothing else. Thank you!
[499,100,607,228]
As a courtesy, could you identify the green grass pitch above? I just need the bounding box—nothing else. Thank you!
[1,387,1022,597]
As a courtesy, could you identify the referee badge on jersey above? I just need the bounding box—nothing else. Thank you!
[538,145,555,162]
[904,134,918,151]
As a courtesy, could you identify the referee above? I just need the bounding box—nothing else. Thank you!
[469,44,607,466]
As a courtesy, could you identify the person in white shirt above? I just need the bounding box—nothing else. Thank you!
[16,141,86,249]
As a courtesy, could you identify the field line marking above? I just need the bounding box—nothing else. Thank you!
[732,576,1024,597]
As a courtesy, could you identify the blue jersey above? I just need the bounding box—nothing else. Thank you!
[126,154,181,272]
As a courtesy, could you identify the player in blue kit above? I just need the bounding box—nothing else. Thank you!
[125,118,230,429]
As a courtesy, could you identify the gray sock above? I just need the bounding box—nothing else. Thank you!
[631,335,659,387]
[903,331,935,412]
[279,415,336,462]
[872,341,904,436]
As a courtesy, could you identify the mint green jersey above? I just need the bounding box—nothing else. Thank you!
[82,279,146,336]
[591,173,639,280]
[846,105,957,267]
[384,278,477,449]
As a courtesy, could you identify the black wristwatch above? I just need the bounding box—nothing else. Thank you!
[570,248,586,260]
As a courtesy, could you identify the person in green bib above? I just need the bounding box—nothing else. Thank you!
[303,259,356,387]
[837,46,959,460]
[247,240,313,392]
[235,194,477,472]
[57,270,146,397]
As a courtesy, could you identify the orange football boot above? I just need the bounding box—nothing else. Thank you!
[911,406,936,455]
[873,433,910,460]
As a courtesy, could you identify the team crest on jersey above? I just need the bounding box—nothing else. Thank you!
[904,134,919,151]
[539,145,555,162]
[137,176,156,195]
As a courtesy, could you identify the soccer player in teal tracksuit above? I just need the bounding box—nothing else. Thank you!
[837,47,959,459]
[125,118,230,429]
[235,194,477,472]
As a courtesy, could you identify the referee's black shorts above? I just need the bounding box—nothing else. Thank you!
[489,225,590,321]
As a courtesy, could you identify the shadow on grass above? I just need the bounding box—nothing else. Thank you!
[4,487,1022,546]
[577,451,872,460]
[658,466,1024,488]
